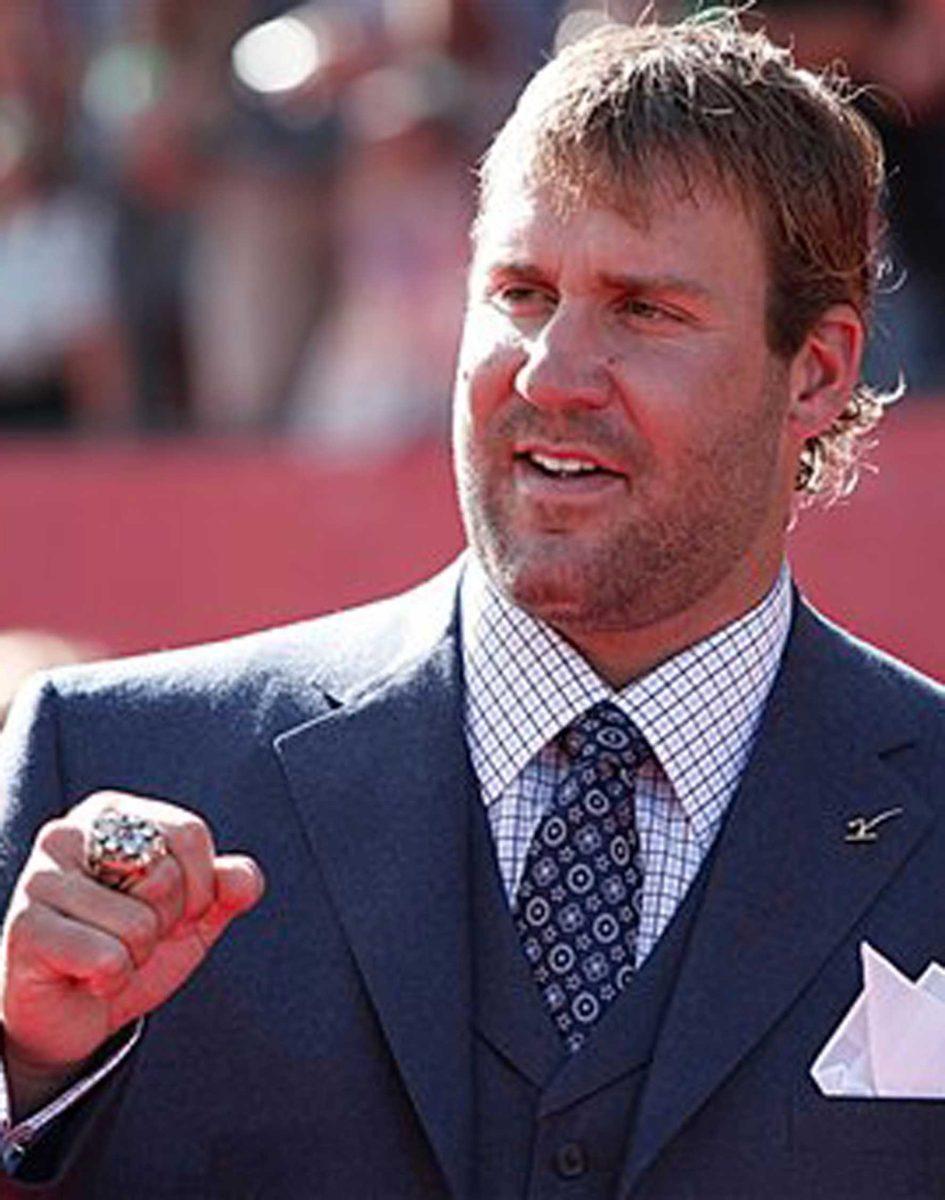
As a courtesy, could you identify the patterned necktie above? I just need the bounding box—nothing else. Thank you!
[514,702,649,1053]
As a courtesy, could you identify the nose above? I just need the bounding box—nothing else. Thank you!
[513,306,612,412]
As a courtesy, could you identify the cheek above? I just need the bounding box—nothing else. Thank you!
[602,354,710,459]
[614,348,769,448]
[456,315,524,424]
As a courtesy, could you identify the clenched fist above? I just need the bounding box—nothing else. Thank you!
[0,791,264,1118]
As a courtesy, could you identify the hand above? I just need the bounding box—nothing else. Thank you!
[0,791,264,1116]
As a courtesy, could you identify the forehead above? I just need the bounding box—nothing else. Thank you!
[477,126,763,238]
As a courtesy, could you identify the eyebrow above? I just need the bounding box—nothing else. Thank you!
[482,260,546,283]
[483,260,716,304]
[598,270,716,303]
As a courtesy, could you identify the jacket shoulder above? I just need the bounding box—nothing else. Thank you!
[6,561,463,748]
[788,601,945,799]
[795,600,945,715]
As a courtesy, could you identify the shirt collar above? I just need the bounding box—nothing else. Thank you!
[461,557,792,841]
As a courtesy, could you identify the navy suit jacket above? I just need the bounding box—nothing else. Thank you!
[2,558,945,1198]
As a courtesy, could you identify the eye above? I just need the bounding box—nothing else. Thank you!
[488,283,555,315]
[618,296,687,326]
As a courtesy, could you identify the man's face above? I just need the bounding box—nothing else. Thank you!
[453,171,801,641]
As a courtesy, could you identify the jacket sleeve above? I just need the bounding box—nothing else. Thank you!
[0,676,70,907]
[0,675,138,1196]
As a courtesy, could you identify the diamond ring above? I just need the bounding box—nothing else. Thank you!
[86,809,168,891]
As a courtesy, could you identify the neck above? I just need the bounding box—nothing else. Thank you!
[552,554,785,688]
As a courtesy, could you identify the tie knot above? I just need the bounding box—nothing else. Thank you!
[559,702,649,770]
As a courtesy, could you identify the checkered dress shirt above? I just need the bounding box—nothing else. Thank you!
[461,557,792,967]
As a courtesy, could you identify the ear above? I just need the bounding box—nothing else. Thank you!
[785,303,865,442]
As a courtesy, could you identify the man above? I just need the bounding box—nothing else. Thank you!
[1,11,943,1199]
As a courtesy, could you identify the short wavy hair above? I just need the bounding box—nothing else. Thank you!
[476,9,894,502]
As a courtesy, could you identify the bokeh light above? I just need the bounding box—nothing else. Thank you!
[231,16,322,96]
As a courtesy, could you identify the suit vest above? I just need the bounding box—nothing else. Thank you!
[468,791,714,1200]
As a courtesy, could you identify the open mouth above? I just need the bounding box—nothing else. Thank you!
[517,450,621,480]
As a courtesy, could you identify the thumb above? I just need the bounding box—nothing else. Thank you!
[215,854,266,916]
[194,854,265,949]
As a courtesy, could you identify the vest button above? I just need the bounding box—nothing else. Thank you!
[554,1141,588,1179]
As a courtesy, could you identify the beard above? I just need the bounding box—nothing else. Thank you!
[454,384,788,635]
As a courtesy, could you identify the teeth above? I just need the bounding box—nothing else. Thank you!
[528,452,598,476]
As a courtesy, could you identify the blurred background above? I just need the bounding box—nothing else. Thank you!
[0,0,942,721]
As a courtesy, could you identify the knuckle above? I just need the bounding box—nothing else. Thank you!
[4,906,35,953]
[80,788,132,810]
[78,790,157,824]
[34,817,73,856]
[175,819,212,857]
[126,905,160,953]
[140,861,179,906]
[90,939,129,979]
[22,866,65,903]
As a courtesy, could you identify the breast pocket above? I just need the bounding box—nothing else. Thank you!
[792,1080,945,1160]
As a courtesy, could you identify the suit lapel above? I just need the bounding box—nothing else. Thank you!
[469,793,566,1087]
[622,604,935,1192]
[274,620,475,1200]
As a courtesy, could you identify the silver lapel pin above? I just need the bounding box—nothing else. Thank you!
[845,807,905,844]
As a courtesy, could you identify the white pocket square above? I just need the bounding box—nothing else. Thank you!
[810,942,945,1099]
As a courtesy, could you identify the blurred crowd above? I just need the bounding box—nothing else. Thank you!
[0,0,943,447]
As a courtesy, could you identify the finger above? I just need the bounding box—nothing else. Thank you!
[9,901,134,998]
[74,792,217,924]
[193,855,265,950]
[215,855,265,916]
[31,816,85,871]
[124,853,185,938]
[106,797,216,924]
[22,862,160,970]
